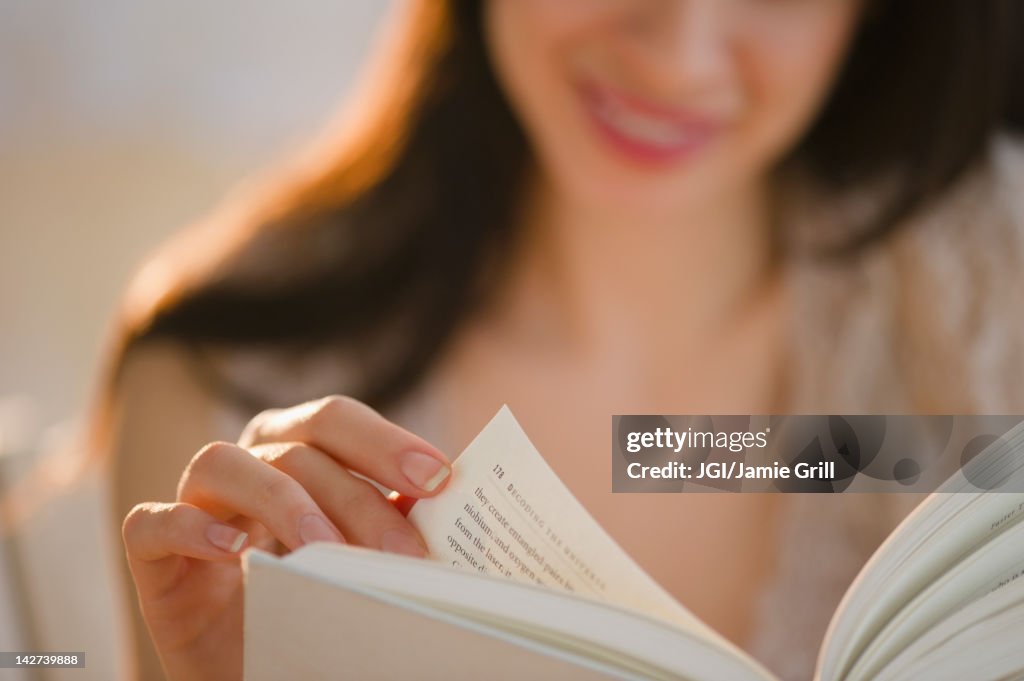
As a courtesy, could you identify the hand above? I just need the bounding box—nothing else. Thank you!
[121,395,451,681]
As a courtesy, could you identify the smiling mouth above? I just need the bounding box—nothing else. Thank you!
[578,80,723,165]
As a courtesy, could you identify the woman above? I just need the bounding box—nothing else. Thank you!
[109,1,1024,679]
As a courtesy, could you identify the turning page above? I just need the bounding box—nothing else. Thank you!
[408,406,710,637]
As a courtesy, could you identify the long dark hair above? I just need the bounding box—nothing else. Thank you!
[109,0,1024,419]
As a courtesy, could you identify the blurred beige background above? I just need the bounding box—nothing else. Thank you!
[0,4,391,679]
[0,0,392,434]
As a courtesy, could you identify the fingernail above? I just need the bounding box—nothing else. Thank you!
[400,451,450,492]
[207,523,248,553]
[299,514,344,545]
[380,528,427,558]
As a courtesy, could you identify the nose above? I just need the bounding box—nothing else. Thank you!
[623,0,734,96]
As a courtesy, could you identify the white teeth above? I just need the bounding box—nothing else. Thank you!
[593,95,692,147]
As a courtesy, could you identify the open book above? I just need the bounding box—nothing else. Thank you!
[242,407,1024,681]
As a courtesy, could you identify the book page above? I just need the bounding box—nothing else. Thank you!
[817,423,1024,680]
[882,606,1024,681]
[255,544,773,681]
[244,550,624,681]
[408,406,710,637]
[842,515,1024,681]
[873,577,1024,681]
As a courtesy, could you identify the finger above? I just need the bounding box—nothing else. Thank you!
[122,501,249,594]
[177,441,345,552]
[255,442,428,558]
[124,501,249,563]
[239,395,451,498]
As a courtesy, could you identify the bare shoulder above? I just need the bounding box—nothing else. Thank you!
[110,340,243,516]
[989,132,1024,227]
[114,340,239,451]
[116,339,208,401]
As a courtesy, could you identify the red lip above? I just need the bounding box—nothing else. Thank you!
[577,80,722,167]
